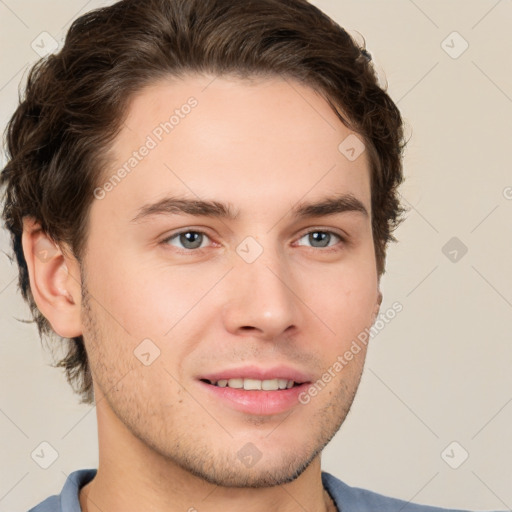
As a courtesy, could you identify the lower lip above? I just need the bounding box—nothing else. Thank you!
[198,381,310,415]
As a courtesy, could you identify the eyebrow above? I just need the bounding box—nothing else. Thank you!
[130,193,368,224]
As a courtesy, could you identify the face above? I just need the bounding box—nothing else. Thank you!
[80,74,381,487]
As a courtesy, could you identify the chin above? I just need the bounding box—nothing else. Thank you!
[182,445,322,488]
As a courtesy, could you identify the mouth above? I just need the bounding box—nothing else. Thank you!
[197,367,312,416]
[200,378,303,390]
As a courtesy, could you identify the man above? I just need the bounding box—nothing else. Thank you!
[0,1,501,511]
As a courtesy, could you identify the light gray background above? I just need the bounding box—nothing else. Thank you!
[1,1,511,510]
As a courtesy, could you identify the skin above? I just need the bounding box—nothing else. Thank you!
[22,74,382,512]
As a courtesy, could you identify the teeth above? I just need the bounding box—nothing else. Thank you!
[227,378,244,389]
[261,379,279,391]
[244,378,262,390]
[210,378,296,390]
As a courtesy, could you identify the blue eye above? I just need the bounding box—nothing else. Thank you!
[296,231,342,248]
[161,229,344,253]
[164,231,210,250]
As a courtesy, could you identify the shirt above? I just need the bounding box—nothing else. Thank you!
[27,468,495,512]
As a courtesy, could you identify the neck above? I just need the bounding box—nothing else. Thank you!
[79,402,337,512]
[80,458,336,512]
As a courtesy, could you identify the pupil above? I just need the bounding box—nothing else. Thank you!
[181,232,202,249]
[310,232,329,247]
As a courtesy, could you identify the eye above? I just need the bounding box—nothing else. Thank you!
[163,230,212,250]
[161,228,344,253]
[296,230,343,249]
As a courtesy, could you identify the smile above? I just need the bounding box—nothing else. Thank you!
[202,378,300,390]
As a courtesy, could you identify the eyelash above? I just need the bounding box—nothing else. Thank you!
[160,228,346,254]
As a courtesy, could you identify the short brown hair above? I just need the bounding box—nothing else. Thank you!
[0,0,406,405]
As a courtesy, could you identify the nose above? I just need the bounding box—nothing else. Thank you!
[220,247,301,340]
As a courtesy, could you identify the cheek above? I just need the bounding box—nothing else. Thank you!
[298,261,378,335]
[85,248,224,342]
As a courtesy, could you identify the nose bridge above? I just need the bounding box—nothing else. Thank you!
[221,238,300,338]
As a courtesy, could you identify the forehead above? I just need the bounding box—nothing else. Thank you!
[99,74,371,222]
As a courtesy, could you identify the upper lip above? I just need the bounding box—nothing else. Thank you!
[198,365,313,384]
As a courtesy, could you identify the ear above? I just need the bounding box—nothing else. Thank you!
[21,217,83,338]
[372,288,383,324]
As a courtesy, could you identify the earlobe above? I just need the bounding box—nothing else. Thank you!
[372,290,383,324]
[21,217,83,338]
